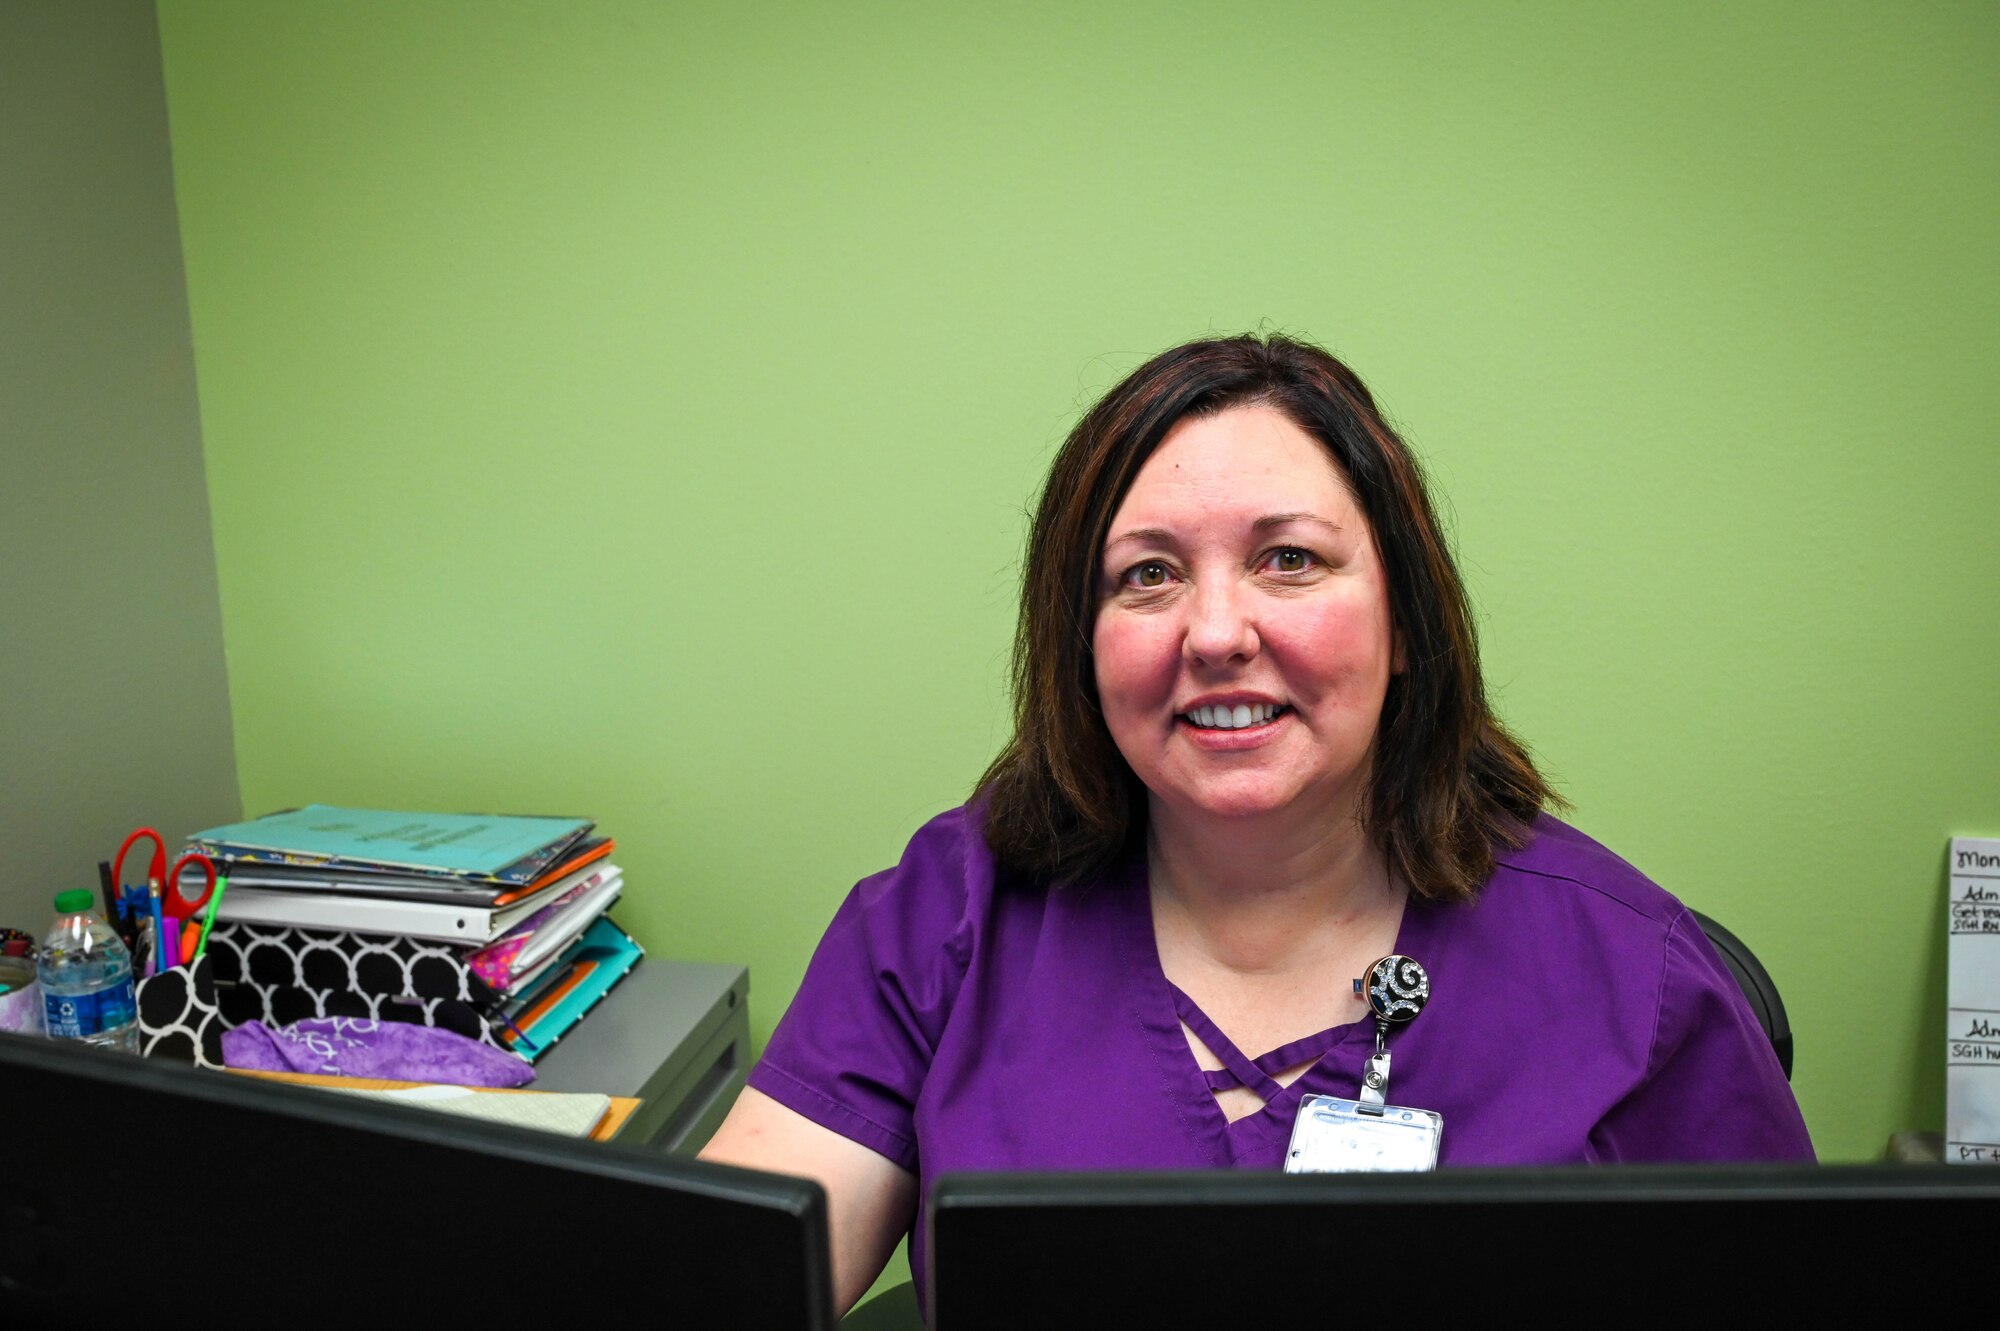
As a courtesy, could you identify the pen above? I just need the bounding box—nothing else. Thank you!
[491,1001,539,1053]
[147,879,165,978]
[193,869,228,962]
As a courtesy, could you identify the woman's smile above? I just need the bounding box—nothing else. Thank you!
[1176,697,1294,749]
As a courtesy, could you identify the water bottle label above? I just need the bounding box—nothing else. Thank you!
[43,979,134,1038]
[98,978,136,1030]
[46,989,99,1038]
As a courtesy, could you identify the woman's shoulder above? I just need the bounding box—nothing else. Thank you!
[859,803,989,892]
[1442,813,1702,999]
[1487,813,1687,928]
[859,803,1000,903]
[847,801,1120,985]
[1463,814,1771,1061]
[836,802,1006,965]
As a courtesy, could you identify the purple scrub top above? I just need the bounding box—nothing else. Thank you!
[750,806,1813,1299]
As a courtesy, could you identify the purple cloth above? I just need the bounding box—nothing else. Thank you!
[222,1017,536,1088]
[750,807,1814,1299]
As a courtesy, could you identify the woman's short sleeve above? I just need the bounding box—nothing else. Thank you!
[1590,907,1815,1163]
[744,808,984,1172]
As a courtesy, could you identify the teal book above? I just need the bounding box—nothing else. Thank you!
[188,806,593,885]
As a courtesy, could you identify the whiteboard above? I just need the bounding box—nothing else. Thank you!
[1948,836,2000,1164]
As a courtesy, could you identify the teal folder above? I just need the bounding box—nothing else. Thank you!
[189,806,592,885]
[503,916,644,1061]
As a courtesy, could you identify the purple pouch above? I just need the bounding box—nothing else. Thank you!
[223,1016,535,1088]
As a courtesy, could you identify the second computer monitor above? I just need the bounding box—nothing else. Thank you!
[929,1163,1997,1325]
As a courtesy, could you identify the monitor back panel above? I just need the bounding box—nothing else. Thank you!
[930,1165,2000,1325]
[0,1034,833,1328]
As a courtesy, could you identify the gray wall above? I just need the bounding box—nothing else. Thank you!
[0,0,239,929]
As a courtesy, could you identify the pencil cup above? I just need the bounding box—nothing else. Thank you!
[0,979,43,1036]
[135,952,226,1069]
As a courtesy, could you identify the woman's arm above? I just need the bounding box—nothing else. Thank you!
[700,1085,918,1315]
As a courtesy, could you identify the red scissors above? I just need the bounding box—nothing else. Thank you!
[113,827,219,972]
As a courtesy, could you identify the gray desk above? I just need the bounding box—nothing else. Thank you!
[530,957,749,1152]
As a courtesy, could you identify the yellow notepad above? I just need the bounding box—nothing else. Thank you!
[230,1070,643,1140]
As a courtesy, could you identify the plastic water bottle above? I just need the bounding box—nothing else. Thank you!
[38,889,138,1053]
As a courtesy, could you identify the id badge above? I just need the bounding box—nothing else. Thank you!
[1284,1093,1443,1174]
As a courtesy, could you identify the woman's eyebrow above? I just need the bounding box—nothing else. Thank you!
[1102,526,1180,555]
[1104,514,1343,557]
[1253,512,1344,535]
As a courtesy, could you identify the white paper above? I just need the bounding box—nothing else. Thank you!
[1947,836,2000,1164]
[514,872,623,972]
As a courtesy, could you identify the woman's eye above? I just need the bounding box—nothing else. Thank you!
[1126,561,1170,589]
[1268,548,1313,573]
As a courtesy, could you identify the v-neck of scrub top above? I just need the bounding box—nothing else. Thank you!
[1118,853,1434,1167]
[1165,982,1356,1099]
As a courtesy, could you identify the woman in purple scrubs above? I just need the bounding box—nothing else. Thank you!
[702,334,1813,1313]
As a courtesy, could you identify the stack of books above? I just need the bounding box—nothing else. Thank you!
[188,806,644,1060]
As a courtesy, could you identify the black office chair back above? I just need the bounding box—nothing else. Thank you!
[1689,909,1793,1081]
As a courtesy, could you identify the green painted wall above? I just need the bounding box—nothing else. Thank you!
[155,0,1999,1163]
[0,0,239,930]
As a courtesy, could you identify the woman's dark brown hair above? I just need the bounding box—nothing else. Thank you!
[977,333,1557,902]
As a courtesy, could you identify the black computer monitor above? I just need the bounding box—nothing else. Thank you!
[929,1163,2000,1325]
[0,1033,834,1327]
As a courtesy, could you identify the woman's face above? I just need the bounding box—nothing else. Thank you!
[1091,403,1401,828]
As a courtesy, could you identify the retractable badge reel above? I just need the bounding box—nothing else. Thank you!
[1284,955,1443,1174]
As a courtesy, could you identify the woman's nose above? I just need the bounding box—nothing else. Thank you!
[1182,579,1258,665]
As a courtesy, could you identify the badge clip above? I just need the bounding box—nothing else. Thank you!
[1358,1041,1392,1116]
[1352,954,1430,1117]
